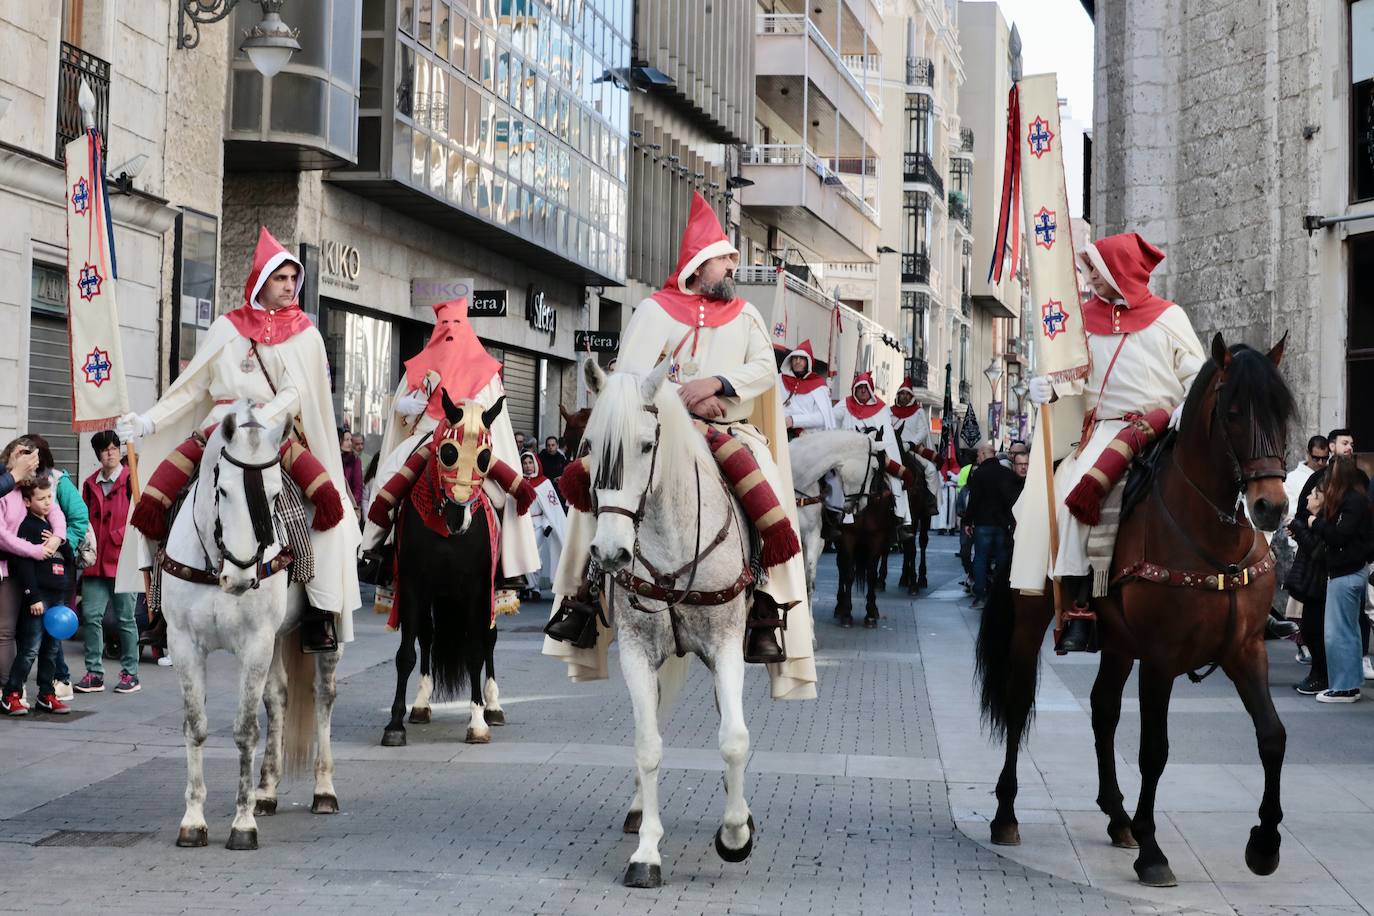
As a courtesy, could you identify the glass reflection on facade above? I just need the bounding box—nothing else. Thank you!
[332,308,395,461]
[377,0,629,282]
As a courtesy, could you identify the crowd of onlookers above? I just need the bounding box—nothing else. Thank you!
[0,430,146,718]
[947,440,1030,606]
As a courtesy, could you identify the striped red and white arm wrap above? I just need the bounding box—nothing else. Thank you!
[700,424,800,568]
[368,444,432,529]
[485,459,535,514]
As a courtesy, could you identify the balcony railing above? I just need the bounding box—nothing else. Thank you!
[757,14,882,113]
[907,356,930,389]
[948,191,971,231]
[959,380,972,404]
[905,56,935,89]
[824,261,877,280]
[840,54,881,78]
[735,265,835,310]
[901,250,931,284]
[903,152,944,196]
[961,292,973,317]
[825,156,877,177]
[742,144,880,221]
[56,42,110,162]
[960,128,975,153]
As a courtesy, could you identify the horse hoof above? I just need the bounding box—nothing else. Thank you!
[465,728,491,744]
[623,862,663,888]
[863,616,878,629]
[176,826,208,848]
[623,811,642,834]
[311,794,339,815]
[1245,827,1281,876]
[1109,824,1139,849]
[254,797,277,817]
[484,708,506,726]
[380,729,407,747]
[1135,862,1177,887]
[715,824,754,863]
[408,706,431,724]
[225,828,258,851]
[990,822,1021,846]
[838,617,853,629]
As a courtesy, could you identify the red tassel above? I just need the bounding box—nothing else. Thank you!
[131,495,170,542]
[310,481,345,531]
[513,478,536,515]
[558,458,593,512]
[760,524,801,567]
[1065,478,1104,525]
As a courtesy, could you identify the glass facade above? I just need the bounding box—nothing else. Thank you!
[326,303,397,463]
[364,0,630,282]
[175,210,219,378]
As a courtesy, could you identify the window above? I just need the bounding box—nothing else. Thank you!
[905,93,932,157]
[174,210,219,380]
[1347,234,1374,443]
[29,263,79,473]
[959,325,970,384]
[1355,0,1374,200]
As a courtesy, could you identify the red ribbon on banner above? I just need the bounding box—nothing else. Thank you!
[988,84,1021,284]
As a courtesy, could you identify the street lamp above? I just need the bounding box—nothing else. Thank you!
[1012,378,1029,442]
[178,0,301,79]
[984,357,1003,447]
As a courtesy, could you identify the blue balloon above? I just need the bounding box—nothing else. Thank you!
[43,604,78,640]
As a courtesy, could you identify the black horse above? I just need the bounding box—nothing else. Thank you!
[381,394,509,748]
[834,465,897,628]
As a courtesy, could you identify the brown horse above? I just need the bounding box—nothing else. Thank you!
[976,334,1293,888]
[834,466,897,628]
[559,404,591,457]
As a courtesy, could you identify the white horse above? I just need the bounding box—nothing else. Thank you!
[581,359,755,888]
[159,403,343,850]
[787,430,883,595]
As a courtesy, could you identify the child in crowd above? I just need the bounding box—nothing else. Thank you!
[2,478,73,716]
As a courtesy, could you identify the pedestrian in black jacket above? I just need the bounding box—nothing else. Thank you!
[1305,457,1372,702]
[1,478,72,716]
[963,442,1022,605]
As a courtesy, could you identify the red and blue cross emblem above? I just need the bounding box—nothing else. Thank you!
[1041,299,1069,340]
[1033,207,1057,249]
[77,263,104,301]
[1027,116,1055,159]
[82,347,112,387]
[70,177,90,215]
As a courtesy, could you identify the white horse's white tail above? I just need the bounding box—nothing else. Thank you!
[283,628,316,777]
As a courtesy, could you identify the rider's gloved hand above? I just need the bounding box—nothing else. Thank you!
[395,389,428,417]
[1027,376,1055,406]
[115,412,154,441]
[1168,402,1185,430]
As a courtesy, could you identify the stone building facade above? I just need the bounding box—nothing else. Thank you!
[1091,0,1350,451]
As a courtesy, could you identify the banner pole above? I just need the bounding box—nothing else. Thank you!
[1039,403,1063,638]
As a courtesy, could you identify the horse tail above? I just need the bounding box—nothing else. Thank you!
[282,627,317,778]
[656,653,690,718]
[974,563,1037,745]
[428,601,471,701]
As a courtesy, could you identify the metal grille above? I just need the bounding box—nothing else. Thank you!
[501,350,540,441]
[56,42,110,162]
[28,313,80,474]
[35,830,149,848]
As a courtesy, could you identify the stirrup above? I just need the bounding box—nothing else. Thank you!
[744,596,789,664]
[301,607,338,654]
[1054,604,1098,655]
[544,595,600,649]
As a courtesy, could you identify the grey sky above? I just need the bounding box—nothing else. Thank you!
[991,0,1095,121]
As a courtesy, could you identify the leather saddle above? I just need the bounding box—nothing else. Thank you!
[1120,428,1176,525]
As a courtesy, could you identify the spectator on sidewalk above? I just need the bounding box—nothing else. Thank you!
[74,431,141,695]
[1306,456,1371,703]
[1012,450,1030,483]
[29,435,86,700]
[539,436,569,485]
[1,477,73,715]
[339,429,364,514]
[0,438,43,694]
[963,441,1021,607]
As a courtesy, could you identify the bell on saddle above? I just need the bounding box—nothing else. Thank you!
[1054,574,1099,654]
[744,592,788,665]
[544,584,601,649]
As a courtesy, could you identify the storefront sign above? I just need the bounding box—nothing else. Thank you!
[575,330,619,352]
[470,289,508,316]
[526,284,556,340]
[411,277,474,309]
[321,239,361,293]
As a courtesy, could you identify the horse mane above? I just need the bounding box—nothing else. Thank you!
[583,371,710,500]
[1179,343,1295,445]
[204,405,279,547]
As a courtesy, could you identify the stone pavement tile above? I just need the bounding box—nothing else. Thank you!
[845,754,943,781]
[1225,764,1372,814]
[956,818,1091,884]
[1167,812,1334,886]
[1088,879,1236,915]
[1065,810,1212,885]
[1326,765,1374,809]
[748,751,846,777]
[555,741,635,768]
[1217,881,1362,909]
[662,746,729,771]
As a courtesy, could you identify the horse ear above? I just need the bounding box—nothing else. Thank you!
[559,404,572,421]
[220,413,237,442]
[874,427,885,442]
[640,359,673,403]
[441,389,463,425]
[584,358,607,394]
[1211,332,1231,368]
[1267,331,1288,367]
[481,396,506,429]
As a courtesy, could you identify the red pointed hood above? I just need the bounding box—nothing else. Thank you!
[845,371,885,420]
[650,192,745,329]
[1078,233,1173,334]
[225,226,313,344]
[781,339,827,394]
[890,377,922,420]
[404,297,503,421]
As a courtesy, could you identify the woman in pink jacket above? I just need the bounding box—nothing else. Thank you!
[0,438,65,689]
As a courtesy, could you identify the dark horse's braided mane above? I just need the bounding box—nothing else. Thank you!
[1178,342,1296,445]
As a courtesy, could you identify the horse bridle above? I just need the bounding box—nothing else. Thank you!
[212,446,283,575]
[794,441,880,516]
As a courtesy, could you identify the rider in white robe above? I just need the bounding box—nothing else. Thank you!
[833,373,911,528]
[521,451,566,594]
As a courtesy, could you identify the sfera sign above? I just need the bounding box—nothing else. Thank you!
[470,289,507,316]
[526,284,556,341]
[575,330,619,352]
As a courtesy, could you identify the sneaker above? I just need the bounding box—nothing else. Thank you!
[113,673,140,694]
[74,673,105,693]
[54,680,73,701]
[1316,688,1361,704]
[1364,657,1374,682]
[36,693,70,715]
[157,655,173,668]
[0,691,26,716]
[1294,676,1327,695]
[1296,645,1311,665]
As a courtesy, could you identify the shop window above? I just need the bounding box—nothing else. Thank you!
[1347,234,1374,444]
[28,262,79,471]
[174,210,218,380]
[1354,0,1374,201]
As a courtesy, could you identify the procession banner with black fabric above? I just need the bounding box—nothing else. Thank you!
[64,125,130,433]
[990,73,1090,614]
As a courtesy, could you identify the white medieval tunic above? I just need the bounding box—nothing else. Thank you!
[1010,304,1205,594]
[543,298,818,701]
[895,409,939,513]
[363,376,539,579]
[782,382,834,433]
[528,477,567,591]
[833,401,911,524]
[113,314,362,640]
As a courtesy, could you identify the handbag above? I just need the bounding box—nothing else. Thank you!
[75,527,97,570]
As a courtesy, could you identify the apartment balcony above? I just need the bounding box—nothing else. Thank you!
[901,250,930,284]
[756,14,882,152]
[822,261,878,281]
[948,191,972,233]
[739,144,880,260]
[736,265,840,360]
[959,128,975,154]
[56,42,110,162]
[962,292,973,317]
[906,56,935,92]
[907,356,930,390]
[903,152,944,196]
[959,379,972,404]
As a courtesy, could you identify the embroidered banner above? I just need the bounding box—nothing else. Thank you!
[1012,74,1090,388]
[64,128,129,431]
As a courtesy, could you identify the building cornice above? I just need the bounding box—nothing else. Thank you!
[0,141,180,235]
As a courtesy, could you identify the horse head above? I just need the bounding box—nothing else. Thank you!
[581,358,704,572]
[560,403,592,456]
[1178,333,1294,531]
[432,389,502,535]
[210,403,288,595]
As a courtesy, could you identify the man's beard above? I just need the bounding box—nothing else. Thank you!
[700,276,736,301]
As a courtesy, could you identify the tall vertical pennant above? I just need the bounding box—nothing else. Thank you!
[64,119,129,431]
[768,265,788,349]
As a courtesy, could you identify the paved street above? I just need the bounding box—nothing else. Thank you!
[0,540,1371,915]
